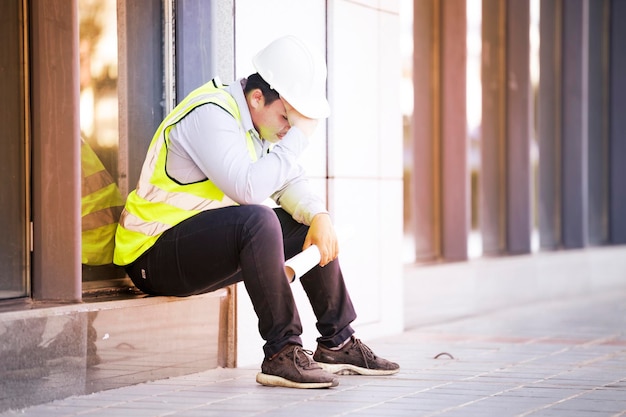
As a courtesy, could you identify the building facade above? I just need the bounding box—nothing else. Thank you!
[411,0,626,263]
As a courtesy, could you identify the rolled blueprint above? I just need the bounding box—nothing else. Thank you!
[284,225,354,283]
[284,245,321,283]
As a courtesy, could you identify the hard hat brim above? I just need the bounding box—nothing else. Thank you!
[253,67,331,119]
[281,93,331,120]
[252,35,331,120]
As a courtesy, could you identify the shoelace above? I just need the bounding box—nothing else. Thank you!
[351,338,377,368]
[290,346,319,371]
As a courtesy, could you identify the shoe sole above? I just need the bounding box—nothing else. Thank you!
[256,372,339,389]
[317,362,400,376]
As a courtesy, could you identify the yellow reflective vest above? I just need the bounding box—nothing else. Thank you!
[81,139,125,265]
[114,79,257,266]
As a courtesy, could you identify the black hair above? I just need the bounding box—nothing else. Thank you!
[244,73,280,106]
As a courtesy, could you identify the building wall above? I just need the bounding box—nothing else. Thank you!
[325,0,404,348]
[233,0,405,366]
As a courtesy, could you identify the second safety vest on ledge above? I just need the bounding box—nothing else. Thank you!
[114,79,256,266]
[81,138,125,266]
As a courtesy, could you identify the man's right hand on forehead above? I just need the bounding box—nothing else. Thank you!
[281,97,319,138]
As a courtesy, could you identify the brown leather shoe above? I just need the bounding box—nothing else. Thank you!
[313,336,400,376]
[256,344,339,388]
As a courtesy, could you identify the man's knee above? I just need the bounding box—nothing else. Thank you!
[242,205,281,234]
[244,204,277,220]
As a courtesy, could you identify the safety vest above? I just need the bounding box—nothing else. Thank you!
[114,79,257,266]
[81,139,125,265]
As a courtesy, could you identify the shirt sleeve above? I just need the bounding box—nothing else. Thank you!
[271,178,328,225]
[168,103,324,222]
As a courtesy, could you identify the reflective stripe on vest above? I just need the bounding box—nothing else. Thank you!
[114,79,256,265]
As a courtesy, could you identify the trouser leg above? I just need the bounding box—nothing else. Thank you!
[274,209,357,348]
[125,205,303,357]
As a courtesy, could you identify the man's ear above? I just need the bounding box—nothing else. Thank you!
[249,89,264,110]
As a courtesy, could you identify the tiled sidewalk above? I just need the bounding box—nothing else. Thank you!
[3,285,625,417]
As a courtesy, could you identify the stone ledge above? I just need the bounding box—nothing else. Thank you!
[0,288,227,319]
[0,289,229,412]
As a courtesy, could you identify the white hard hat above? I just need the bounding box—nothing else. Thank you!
[252,35,330,119]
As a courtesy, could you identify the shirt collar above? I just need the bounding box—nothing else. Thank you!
[226,78,259,140]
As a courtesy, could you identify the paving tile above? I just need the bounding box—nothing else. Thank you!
[549,398,626,414]
[169,410,250,417]
[1,407,78,417]
[75,408,164,417]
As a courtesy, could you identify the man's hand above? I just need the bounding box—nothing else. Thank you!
[303,213,338,267]
[282,97,318,138]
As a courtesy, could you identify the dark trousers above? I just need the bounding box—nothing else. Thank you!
[126,205,356,358]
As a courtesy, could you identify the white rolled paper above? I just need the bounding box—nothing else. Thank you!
[284,245,321,283]
[283,225,354,283]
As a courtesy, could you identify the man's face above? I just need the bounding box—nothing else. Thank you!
[249,92,291,143]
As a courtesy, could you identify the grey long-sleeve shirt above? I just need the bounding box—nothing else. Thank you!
[165,78,328,226]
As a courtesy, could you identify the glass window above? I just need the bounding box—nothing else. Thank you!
[79,0,126,287]
[0,0,29,299]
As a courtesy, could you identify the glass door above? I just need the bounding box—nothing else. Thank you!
[0,0,29,299]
